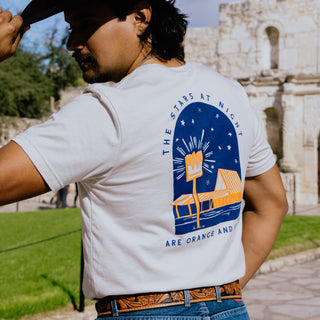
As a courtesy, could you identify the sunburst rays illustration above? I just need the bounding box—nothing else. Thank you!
[173,129,216,182]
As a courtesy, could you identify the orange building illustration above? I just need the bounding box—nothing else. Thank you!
[171,167,242,228]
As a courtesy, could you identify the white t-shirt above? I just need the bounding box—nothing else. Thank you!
[14,62,275,299]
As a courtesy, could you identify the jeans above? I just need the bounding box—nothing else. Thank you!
[96,299,250,320]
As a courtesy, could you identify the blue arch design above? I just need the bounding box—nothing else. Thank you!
[171,102,242,235]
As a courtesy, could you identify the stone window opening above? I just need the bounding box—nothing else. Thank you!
[264,107,282,161]
[262,26,280,70]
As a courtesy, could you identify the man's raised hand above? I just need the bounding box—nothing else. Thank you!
[0,9,28,62]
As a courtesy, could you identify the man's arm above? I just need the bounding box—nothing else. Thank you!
[240,164,288,288]
[0,141,50,206]
[0,10,44,205]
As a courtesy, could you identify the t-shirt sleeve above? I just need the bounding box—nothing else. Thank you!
[13,91,120,192]
[245,107,276,178]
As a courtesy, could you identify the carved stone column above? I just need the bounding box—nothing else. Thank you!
[280,94,299,172]
[301,95,318,204]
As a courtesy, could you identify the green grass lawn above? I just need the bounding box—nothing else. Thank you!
[269,214,320,259]
[0,208,82,319]
[0,210,320,319]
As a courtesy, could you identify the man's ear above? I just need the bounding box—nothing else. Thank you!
[133,1,152,36]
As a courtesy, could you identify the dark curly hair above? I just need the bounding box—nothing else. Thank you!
[109,0,189,62]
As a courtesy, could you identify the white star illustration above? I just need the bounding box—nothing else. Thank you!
[227,145,232,150]
[181,120,185,126]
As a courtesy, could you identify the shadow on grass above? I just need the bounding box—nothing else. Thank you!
[41,274,79,311]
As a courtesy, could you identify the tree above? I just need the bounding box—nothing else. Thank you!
[0,48,54,118]
[44,30,83,101]
[0,29,82,119]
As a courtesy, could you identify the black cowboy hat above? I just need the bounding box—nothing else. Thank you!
[21,0,153,26]
[21,0,76,26]
[21,0,138,26]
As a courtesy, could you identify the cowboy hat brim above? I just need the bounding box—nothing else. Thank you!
[21,0,65,25]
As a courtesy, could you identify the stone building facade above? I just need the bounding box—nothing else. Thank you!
[185,0,320,207]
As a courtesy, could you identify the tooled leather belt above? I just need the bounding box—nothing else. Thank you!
[96,280,242,317]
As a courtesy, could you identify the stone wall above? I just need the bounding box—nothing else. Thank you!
[57,86,86,109]
[185,27,219,68]
[185,0,320,206]
[0,116,43,147]
[186,0,320,79]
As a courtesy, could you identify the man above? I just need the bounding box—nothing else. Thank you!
[0,1,288,319]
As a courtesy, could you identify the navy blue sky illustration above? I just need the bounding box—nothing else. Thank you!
[172,102,242,234]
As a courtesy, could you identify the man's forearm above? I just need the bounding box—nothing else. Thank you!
[0,142,50,206]
[240,165,288,288]
[240,207,285,288]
